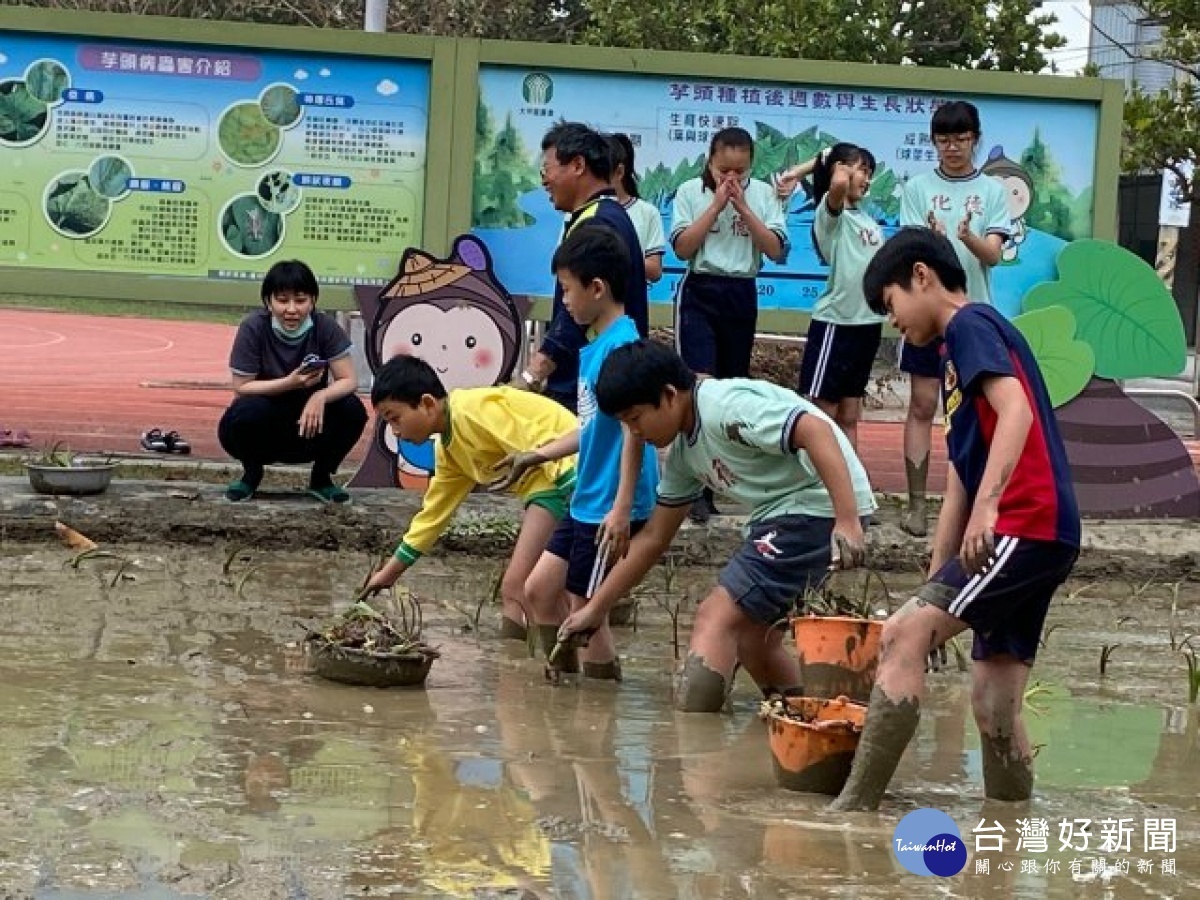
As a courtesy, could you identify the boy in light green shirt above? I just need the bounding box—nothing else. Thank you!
[558,340,875,713]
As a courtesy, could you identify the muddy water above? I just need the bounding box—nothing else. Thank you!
[0,547,1197,899]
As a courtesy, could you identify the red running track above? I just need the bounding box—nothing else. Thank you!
[16,308,1197,496]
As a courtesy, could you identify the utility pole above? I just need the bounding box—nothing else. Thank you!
[364,0,387,33]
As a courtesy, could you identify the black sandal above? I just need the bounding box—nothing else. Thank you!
[163,430,191,454]
[141,428,170,453]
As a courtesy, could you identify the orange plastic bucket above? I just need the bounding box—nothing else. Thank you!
[792,615,882,703]
[765,695,867,794]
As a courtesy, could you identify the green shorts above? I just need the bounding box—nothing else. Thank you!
[524,484,572,521]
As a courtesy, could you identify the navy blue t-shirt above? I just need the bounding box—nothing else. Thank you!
[942,304,1080,546]
[229,309,352,391]
[540,191,649,396]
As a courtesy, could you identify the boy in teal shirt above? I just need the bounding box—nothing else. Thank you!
[557,340,875,711]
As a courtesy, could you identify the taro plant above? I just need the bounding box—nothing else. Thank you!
[799,569,890,619]
[1182,648,1200,705]
[1100,615,1142,676]
[1167,582,1194,652]
[306,596,437,658]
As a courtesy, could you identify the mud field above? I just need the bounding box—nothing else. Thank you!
[1,535,1199,899]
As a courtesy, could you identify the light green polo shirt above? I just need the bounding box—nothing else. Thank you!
[622,196,666,258]
[900,169,1010,305]
[812,196,887,326]
[669,177,789,277]
[658,378,877,527]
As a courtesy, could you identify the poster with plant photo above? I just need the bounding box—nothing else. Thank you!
[0,32,429,285]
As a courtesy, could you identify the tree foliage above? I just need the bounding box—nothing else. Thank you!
[19,0,589,41]
[579,0,1066,72]
[1116,0,1200,202]
[24,0,1065,69]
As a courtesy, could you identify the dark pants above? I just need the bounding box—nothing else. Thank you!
[218,392,368,480]
[675,273,758,377]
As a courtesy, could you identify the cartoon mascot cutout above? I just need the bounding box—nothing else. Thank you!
[350,235,523,489]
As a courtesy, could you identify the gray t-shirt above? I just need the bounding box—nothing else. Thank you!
[658,378,877,526]
[229,309,352,387]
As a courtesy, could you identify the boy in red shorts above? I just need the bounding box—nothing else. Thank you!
[832,227,1079,810]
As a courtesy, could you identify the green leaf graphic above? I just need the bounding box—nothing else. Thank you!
[260,85,301,128]
[26,60,69,103]
[89,156,132,199]
[0,81,49,143]
[1022,239,1186,380]
[1012,306,1095,407]
[45,173,110,236]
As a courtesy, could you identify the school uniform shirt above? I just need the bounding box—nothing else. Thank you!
[657,378,877,526]
[541,191,648,398]
[942,304,1080,546]
[812,197,887,326]
[622,196,667,261]
[396,387,578,565]
[571,315,659,525]
[229,309,352,387]
[900,170,1010,305]
[669,177,789,277]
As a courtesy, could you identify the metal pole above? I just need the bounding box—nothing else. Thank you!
[364,0,388,32]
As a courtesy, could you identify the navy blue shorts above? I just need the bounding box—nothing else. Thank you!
[898,335,943,379]
[799,320,883,402]
[545,512,648,599]
[918,537,1078,664]
[675,273,757,378]
[719,515,841,626]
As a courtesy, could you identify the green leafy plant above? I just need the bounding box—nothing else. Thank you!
[218,102,280,166]
[260,85,302,128]
[0,80,49,143]
[1011,306,1095,407]
[1023,240,1187,380]
[221,195,282,257]
[34,441,73,467]
[45,173,110,237]
[25,60,69,104]
[88,156,132,199]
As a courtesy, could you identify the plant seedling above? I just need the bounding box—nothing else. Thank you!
[1099,644,1120,676]
[1183,648,1200,705]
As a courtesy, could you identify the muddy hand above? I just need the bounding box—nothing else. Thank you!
[487,450,546,493]
[549,627,598,665]
[830,528,866,570]
[925,643,949,673]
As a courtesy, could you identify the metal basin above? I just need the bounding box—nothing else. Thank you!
[25,463,116,495]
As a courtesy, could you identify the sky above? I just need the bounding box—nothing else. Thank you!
[1041,0,1094,75]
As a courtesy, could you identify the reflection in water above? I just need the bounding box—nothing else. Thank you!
[0,549,1196,897]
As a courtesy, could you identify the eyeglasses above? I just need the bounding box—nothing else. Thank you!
[933,134,976,149]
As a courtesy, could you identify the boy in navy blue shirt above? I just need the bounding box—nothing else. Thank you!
[833,227,1079,811]
[493,221,658,680]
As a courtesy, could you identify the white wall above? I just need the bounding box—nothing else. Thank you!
[1088,1,1176,92]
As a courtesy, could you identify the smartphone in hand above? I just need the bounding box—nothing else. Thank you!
[299,354,328,375]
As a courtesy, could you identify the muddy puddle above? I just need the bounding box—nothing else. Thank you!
[0,545,1197,898]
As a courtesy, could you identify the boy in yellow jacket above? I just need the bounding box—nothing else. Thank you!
[363,354,577,638]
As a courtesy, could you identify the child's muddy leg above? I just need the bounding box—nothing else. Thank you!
[972,655,1035,801]
[677,586,744,712]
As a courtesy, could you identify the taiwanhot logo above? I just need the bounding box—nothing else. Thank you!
[892,808,967,877]
[522,72,553,105]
